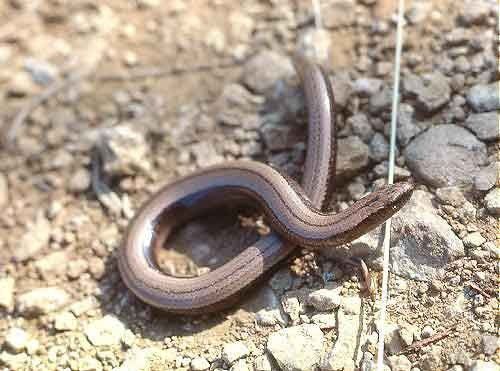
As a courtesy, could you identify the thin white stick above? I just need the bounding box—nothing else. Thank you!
[312,0,322,30]
[376,0,405,369]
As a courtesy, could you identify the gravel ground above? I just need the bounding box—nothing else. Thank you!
[0,1,498,371]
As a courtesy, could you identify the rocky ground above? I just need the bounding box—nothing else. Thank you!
[0,0,498,370]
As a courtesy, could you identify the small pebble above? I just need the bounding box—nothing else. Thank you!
[463,232,486,248]
[54,311,78,331]
[191,357,210,371]
[16,287,70,316]
[222,341,249,364]
[4,327,29,353]
[484,188,500,216]
[421,325,435,339]
[68,168,91,192]
[84,315,126,347]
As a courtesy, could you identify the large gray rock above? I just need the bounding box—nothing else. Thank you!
[466,82,499,112]
[404,124,487,187]
[337,136,370,179]
[464,112,499,141]
[267,324,324,371]
[390,190,465,281]
[242,51,294,95]
[403,72,451,113]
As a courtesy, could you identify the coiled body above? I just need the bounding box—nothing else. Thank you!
[118,55,413,314]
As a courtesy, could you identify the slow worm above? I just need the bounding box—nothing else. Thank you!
[118,54,413,314]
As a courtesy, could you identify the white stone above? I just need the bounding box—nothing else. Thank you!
[463,232,486,248]
[34,250,69,279]
[85,315,126,347]
[16,287,70,316]
[469,360,500,371]
[0,351,28,370]
[25,338,40,355]
[4,328,29,353]
[190,357,210,370]
[485,188,500,216]
[267,324,324,371]
[421,325,435,339]
[13,215,51,262]
[222,341,249,364]
[96,125,151,177]
[54,311,78,331]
